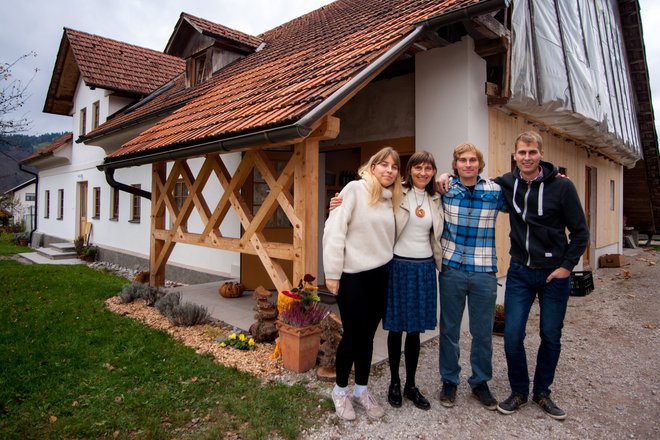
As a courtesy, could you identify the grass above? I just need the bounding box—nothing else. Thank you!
[0,249,331,439]
[0,232,32,255]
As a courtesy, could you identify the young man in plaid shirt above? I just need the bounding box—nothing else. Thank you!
[438,143,505,411]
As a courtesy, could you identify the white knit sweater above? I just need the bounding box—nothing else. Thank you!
[322,179,395,280]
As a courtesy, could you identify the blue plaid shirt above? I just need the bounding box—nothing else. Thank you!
[441,176,505,272]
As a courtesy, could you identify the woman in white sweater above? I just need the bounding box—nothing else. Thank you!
[323,147,403,421]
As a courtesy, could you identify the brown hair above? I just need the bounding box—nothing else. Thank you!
[452,143,485,175]
[514,131,543,151]
[403,150,437,195]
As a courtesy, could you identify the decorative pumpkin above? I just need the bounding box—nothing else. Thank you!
[219,282,245,298]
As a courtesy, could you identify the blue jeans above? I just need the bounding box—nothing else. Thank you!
[504,261,571,397]
[438,265,497,387]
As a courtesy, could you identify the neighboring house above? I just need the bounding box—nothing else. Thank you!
[23,0,656,293]
[2,178,36,230]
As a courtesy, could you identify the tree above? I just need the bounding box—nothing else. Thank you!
[1,52,38,138]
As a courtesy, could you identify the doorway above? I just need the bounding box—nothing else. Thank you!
[584,166,596,269]
[77,182,88,239]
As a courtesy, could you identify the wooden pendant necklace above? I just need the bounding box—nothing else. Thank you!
[413,189,426,218]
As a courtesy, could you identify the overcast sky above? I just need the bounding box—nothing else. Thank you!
[1,0,659,138]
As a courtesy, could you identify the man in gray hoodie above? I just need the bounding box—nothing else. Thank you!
[493,131,589,420]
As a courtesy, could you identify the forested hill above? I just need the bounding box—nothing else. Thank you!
[0,132,66,192]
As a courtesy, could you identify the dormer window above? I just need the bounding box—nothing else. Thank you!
[191,52,207,86]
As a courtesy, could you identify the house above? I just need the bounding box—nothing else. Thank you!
[2,178,36,230]
[24,0,656,293]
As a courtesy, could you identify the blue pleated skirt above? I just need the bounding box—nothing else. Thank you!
[383,255,438,333]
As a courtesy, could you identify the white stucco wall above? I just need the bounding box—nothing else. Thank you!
[36,79,242,279]
[415,36,490,175]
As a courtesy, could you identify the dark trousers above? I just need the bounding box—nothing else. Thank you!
[335,263,389,387]
[504,261,571,396]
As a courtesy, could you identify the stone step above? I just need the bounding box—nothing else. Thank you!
[18,252,83,265]
[50,242,77,252]
[36,246,78,260]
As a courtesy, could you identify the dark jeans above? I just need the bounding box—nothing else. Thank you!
[503,261,571,397]
[335,263,389,387]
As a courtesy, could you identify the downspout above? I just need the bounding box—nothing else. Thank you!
[18,164,38,244]
[104,168,152,200]
[98,0,509,191]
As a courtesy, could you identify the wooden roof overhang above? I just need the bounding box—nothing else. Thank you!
[96,0,511,291]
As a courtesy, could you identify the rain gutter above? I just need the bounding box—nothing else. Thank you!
[98,0,509,199]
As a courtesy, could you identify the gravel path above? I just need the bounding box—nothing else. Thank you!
[301,248,660,440]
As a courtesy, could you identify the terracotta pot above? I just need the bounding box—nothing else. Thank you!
[493,319,505,336]
[276,320,322,373]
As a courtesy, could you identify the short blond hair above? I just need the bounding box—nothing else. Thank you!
[452,143,485,175]
[514,131,543,151]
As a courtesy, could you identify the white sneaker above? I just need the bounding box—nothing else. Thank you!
[331,389,356,421]
[353,390,385,419]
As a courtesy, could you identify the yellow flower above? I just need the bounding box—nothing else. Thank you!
[239,334,246,342]
[248,338,255,346]
[220,342,226,347]
[229,333,236,340]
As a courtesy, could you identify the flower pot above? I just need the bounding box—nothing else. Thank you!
[493,319,504,336]
[276,320,322,373]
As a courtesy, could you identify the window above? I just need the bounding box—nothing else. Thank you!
[174,179,189,209]
[57,189,64,220]
[79,107,87,136]
[93,187,101,219]
[110,188,119,221]
[25,193,35,201]
[130,184,141,223]
[92,101,100,130]
[44,190,50,218]
[610,180,615,211]
[188,52,207,86]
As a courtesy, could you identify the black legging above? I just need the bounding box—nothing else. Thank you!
[335,263,389,387]
[387,331,421,388]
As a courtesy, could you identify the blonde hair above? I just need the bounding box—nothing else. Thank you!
[452,143,485,175]
[358,146,403,207]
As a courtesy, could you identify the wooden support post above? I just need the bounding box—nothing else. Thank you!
[293,139,319,283]
[150,162,167,287]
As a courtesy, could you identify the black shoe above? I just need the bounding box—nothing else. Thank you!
[471,383,497,410]
[404,385,431,410]
[533,393,567,420]
[497,392,528,415]
[439,381,457,408]
[387,381,402,408]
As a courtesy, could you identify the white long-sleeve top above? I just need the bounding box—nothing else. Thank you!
[323,179,395,280]
[393,187,433,258]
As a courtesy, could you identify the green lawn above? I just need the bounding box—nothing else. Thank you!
[0,256,330,439]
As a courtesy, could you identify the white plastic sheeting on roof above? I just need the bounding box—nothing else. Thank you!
[507,0,642,167]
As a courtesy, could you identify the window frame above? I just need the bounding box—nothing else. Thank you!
[130,184,141,223]
[57,189,64,220]
[91,101,100,130]
[110,187,119,221]
[44,190,50,218]
[93,187,101,219]
[79,107,87,136]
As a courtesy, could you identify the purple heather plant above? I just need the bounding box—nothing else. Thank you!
[279,301,328,327]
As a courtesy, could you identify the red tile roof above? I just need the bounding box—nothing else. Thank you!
[65,28,185,95]
[104,0,487,161]
[21,132,73,163]
[179,13,262,49]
